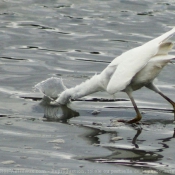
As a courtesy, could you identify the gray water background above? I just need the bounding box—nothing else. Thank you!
[0,0,175,174]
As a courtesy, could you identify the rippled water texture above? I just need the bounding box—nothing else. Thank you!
[1,0,175,174]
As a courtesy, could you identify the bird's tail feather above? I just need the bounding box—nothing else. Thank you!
[147,27,175,45]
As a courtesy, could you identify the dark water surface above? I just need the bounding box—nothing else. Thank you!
[1,0,175,174]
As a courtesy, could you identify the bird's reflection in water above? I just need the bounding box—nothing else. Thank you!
[85,126,175,168]
[83,128,163,165]
[132,128,142,148]
[38,96,175,169]
[40,96,79,123]
[157,127,175,145]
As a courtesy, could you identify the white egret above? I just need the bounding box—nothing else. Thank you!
[36,28,175,123]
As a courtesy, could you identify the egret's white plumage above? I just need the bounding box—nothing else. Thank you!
[103,28,175,94]
[36,28,175,123]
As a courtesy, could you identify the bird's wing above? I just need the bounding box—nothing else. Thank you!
[149,54,175,62]
[106,28,175,94]
[106,44,158,94]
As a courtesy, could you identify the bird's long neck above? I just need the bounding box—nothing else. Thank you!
[56,74,102,105]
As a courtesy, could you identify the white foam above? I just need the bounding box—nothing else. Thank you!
[34,77,67,99]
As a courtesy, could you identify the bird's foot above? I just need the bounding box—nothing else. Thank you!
[168,103,175,121]
[116,119,139,124]
[117,119,140,124]
[127,118,141,124]
[172,106,175,121]
[127,114,142,124]
[117,115,141,124]
[117,119,128,123]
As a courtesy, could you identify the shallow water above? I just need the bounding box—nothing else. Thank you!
[1,0,175,174]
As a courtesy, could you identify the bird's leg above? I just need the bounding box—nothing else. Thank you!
[157,91,175,120]
[126,91,142,124]
[146,83,175,120]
